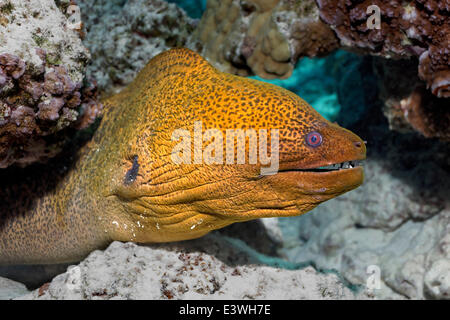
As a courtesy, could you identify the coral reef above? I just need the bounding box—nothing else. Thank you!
[374,57,450,140]
[190,0,449,96]
[77,0,197,93]
[13,238,370,300]
[277,110,450,299]
[0,0,102,168]
[188,0,338,79]
[317,0,449,99]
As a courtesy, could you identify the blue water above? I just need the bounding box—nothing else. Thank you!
[166,0,206,19]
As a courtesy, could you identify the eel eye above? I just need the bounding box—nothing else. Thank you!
[306,131,323,147]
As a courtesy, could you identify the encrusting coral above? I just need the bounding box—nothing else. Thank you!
[317,0,449,99]
[0,52,102,168]
[0,0,102,168]
[78,0,197,93]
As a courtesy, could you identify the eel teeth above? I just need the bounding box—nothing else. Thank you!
[281,160,363,173]
[317,160,362,171]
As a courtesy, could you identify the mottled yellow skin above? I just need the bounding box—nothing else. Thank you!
[0,48,365,265]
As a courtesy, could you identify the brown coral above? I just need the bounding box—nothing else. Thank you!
[0,51,102,168]
[317,0,450,98]
[418,50,450,98]
[399,86,450,140]
[189,0,338,79]
[374,57,450,140]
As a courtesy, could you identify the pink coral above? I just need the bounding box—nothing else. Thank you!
[0,51,103,168]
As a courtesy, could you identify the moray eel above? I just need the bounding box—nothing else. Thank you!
[0,48,366,265]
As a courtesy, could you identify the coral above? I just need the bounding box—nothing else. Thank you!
[0,0,89,82]
[395,87,450,140]
[0,53,102,168]
[418,49,450,98]
[188,0,448,96]
[374,57,450,140]
[317,0,450,98]
[14,238,370,300]
[424,239,450,299]
[77,0,197,93]
[278,110,450,299]
[188,0,338,79]
[0,0,102,168]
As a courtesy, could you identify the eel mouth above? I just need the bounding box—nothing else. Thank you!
[266,156,366,197]
[279,160,364,173]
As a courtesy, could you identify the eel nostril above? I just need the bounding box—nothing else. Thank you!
[354,141,362,148]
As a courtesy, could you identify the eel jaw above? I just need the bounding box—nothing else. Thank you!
[265,158,366,202]
[279,159,365,173]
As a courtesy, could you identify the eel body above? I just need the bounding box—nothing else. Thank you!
[0,48,366,264]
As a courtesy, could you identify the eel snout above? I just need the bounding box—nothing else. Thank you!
[266,122,367,204]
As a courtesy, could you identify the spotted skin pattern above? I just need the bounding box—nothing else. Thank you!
[0,48,366,264]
